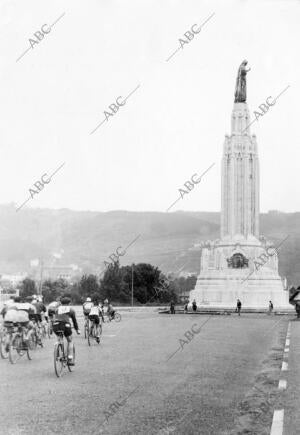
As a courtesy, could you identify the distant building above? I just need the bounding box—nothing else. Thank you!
[0,274,26,290]
[30,260,80,283]
[0,274,23,304]
[268,210,282,215]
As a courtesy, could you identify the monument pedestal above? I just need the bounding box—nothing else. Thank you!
[189,237,290,309]
[189,271,289,309]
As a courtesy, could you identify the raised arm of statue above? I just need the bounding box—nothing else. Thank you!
[234,60,250,103]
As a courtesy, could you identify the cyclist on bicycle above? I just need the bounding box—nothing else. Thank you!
[83,297,93,319]
[88,300,104,342]
[1,296,16,318]
[31,297,47,324]
[3,296,35,346]
[53,296,80,365]
[107,301,116,321]
[48,300,61,319]
[47,300,61,335]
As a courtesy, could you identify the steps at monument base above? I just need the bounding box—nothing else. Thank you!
[158,307,295,315]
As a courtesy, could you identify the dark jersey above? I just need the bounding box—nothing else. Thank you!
[32,301,46,315]
[56,305,79,331]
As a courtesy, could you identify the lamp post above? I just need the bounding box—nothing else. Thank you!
[131,264,134,307]
[38,259,44,295]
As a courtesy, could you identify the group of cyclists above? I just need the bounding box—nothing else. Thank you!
[1,294,118,367]
[1,294,47,346]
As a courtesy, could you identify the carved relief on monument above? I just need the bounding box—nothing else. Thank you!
[227,253,249,269]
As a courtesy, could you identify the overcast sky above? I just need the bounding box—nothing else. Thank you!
[0,0,299,213]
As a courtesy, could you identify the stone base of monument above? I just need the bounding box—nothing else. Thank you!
[189,271,290,309]
[189,235,290,309]
[158,308,294,314]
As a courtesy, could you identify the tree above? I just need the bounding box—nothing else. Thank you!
[42,278,68,303]
[68,282,82,304]
[79,274,100,299]
[98,262,184,304]
[19,278,37,299]
[100,261,129,302]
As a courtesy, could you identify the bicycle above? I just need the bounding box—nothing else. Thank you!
[106,311,121,322]
[48,317,54,337]
[0,324,14,359]
[40,319,49,339]
[29,315,44,348]
[87,319,102,346]
[9,323,35,364]
[53,329,76,377]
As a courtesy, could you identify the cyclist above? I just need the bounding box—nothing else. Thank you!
[3,296,35,346]
[88,300,104,342]
[31,296,47,324]
[83,297,93,319]
[53,296,80,365]
[1,296,16,318]
[101,299,108,312]
[47,300,61,335]
[107,301,116,321]
[48,299,60,320]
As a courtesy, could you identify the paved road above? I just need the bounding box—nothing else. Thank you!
[279,319,300,435]
[0,311,291,434]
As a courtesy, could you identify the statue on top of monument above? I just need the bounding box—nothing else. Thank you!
[234,60,251,103]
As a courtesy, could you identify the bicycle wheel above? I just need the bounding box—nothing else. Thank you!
[26,343,32,360]
[84,320,88,339]
[30,331,38,350]
[54,342,64,377]
[49,320,53,337]
[87,323,92,346]
[9,333,22,364]
[0,330,9,359]
[114,312,121,322]
[26,330,35,359]
[67,344,75,372]
[41,324,47,339]
[37,327,44,347]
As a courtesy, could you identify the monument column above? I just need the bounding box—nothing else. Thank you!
[190,60,289,308]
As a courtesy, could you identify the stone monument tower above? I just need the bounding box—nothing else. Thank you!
[189,61,289,308]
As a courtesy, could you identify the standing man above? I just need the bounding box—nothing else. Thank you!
[236,299,242,316]
[192,299,197,313]
[268,301,274,315]
[170,300,175,314]
[184,301,188,314]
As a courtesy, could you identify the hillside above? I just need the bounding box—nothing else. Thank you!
[0,204,299,285]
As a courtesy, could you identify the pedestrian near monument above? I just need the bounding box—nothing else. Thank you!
[268,300,273,315]
[184,302,188,314]
[170,300,175,314]
[236,299,242,316]
[192,299,197,313]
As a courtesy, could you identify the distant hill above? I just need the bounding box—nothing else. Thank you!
[0,204,299,286]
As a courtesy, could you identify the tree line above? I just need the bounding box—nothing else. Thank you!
[18,261,196,305]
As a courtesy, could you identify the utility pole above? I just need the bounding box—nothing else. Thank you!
[131,263,134,307]
[38,259,44,295]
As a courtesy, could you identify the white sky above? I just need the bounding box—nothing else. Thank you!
[0,0,299,213]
